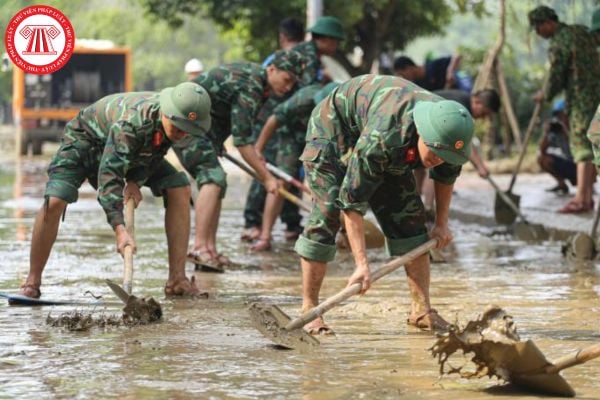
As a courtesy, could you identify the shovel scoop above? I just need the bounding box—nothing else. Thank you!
[247,302,320,351]
[430,305,600,397]
[249,240,438,350]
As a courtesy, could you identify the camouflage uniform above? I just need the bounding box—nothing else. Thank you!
[273,83,323,176]
[544,23,600,162]
[243,95,302,230]
[46,92,189,229]
[587,103,600,165]
[294,75,462,262]
[292,40,321,86]
[173,62,269,196]
[175,51,305,196]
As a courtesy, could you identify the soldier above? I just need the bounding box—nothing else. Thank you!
[251,82,339,251]
[294,75,474,334]
[241,18,306,243]
[293,16,345,85]
[16,82,210,300]
[529,5,600,213]
[177,50,304,268]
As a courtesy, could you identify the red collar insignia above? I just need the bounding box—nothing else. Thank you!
[405,147,417,163]
[152,131,163,148]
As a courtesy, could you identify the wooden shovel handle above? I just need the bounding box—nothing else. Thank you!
[546,343,600,374]
[285,239,438,330]
[123,198,135,295]
[508,76,549,192]
[266,163,312,195]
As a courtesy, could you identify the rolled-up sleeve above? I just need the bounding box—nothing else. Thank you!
[429,163,462,184]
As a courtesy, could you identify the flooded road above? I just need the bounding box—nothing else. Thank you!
[1,152,599,399]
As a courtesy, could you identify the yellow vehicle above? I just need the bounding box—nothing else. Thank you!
[13,44,132,154]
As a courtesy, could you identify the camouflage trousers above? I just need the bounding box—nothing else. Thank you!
[568,101,598,162]
[172,132,227,198]
[45,130,188,206]
[586,103,600,166]
[243,135,302,230]
[294,140,428,262]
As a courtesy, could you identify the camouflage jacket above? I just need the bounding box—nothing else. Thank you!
[546,23,600,106]
[73,92,172,229]
[273,83,322,142]
[193,63,270,147]
[292,40,321,86]
[309,74,461,214]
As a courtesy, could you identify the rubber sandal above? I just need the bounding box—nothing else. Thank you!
[213,252,231,267]
[558,199,594,214]
[251,237,272,252]
[407,308,450,332]
[187,250,225,273]
[304,317,335,336]
[17,284,41,299]
[164,276,208,298]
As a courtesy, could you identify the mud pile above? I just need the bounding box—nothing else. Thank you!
[430,305,520,380]
[46,296,162,331]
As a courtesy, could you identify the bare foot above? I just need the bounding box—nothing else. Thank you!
[251,237,271,252]
[240,227,261,242]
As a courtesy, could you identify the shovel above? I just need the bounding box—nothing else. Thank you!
[506,341,600,397]
[485,174,548,241]
[105,199,162,322]
[495,80,547,225]
[106,197,136,297]
[562,202,600,260]
[223,152,385,249]
[266,162,312,196]
[472,139,547,240]
[248,239,438,350]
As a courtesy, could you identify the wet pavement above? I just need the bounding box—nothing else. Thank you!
[1,147,599,399]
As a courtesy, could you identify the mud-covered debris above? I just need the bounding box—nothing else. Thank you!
[46,310,123,331]
[123,295,162,324]
[430,305,520,381]
[46,296,162,331]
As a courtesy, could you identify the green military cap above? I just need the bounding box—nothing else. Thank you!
[270,49,306,79]
[592,8,600,32]
[313,82,339,104]
[528,5,558,27]
[413,100,474,165]
[160,82,211,137]
[308,16,346,40]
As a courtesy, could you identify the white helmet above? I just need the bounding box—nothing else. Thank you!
[185,58,204,73]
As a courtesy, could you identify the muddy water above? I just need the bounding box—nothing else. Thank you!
[1,154,599,399]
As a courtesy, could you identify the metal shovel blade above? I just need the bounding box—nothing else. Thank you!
[507,341,575,397]
[513,222,549,242]
[247,302,320,351]
[105,279,130,304]
[495,191,520,225]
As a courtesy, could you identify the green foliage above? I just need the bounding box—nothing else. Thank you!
[139,0,455,72]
